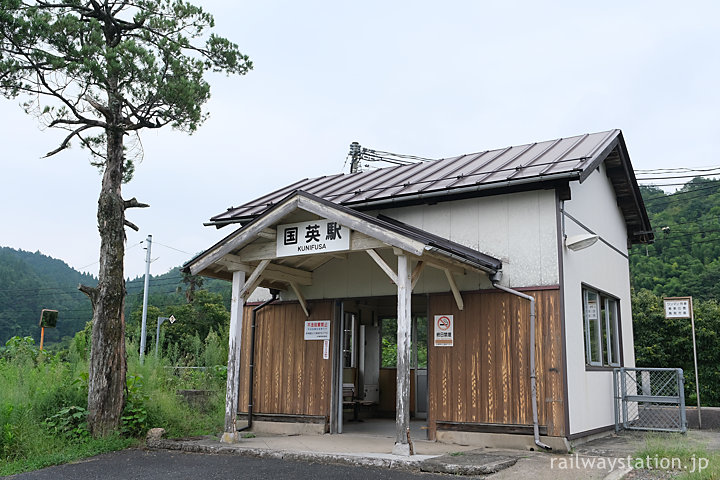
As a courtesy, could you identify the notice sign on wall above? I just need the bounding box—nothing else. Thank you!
[304,320,331,340]
[434,315,454,347]
[277,219,350,257]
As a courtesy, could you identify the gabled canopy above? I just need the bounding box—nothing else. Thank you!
[184,191,501,293]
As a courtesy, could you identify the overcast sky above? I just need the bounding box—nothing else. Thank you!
[1,0,719,279]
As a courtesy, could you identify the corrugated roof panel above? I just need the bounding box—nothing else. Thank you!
[326,164,408,203]
[212,129,624,222]
[391,150,491,196]
[355,159,441,200]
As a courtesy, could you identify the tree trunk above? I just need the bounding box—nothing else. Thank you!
[87,88,127,436]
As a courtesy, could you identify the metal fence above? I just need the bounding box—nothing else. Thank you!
[614,367,686,433]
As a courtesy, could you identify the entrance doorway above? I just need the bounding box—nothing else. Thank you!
[335,296,428,436]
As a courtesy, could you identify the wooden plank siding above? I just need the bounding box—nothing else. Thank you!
[237,300,334,418]
[428,289,565,438]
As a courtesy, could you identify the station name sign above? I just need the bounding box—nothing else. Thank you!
[277,219,350,257]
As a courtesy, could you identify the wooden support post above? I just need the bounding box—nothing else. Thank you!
[393,253,412,455]
[222,270,246,443]
[290,281,310,317]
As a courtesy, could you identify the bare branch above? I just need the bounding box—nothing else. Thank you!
[48,117,105,128]
[123,197,149,209]
[84,95,111,118]
[44,124,96,157]
[124,219,139,231]
[78,283,99,307]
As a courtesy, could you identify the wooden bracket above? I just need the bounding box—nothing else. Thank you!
[444,268,464,311]
[367,249,398,285]
[239,259,270,301]
[411,261,425,290]
[290,281,310,318]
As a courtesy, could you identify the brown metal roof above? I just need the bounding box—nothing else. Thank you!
[209,129,653,244]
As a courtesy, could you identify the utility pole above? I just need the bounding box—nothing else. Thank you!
[349,141,362,173]
[140,234,152,364]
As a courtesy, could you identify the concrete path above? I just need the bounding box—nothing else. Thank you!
[147,428,720,478]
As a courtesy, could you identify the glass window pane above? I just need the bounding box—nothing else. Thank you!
[343,313,355,368]
[584,290,602,365]
[601,298,609,365]
[607,299,620,366]
[416,316,428,368]
[381,318,397,367]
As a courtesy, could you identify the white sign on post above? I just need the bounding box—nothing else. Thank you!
[304,320,331,340]
[434,315,454,347]
[277,219,350,257]
[663,296,702,427]
[664,298,691,319]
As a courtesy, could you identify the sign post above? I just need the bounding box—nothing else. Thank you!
[664,296,701,428]
[38,309,58,351]
[155,315,177,358]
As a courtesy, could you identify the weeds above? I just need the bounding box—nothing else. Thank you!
[634,433,720,480]
[0,334,226,474]
[43,405,89,440]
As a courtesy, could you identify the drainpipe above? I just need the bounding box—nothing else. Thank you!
[491,275,552,451]
[237,289,279,432]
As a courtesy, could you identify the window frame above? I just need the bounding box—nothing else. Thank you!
[582,284,623,370]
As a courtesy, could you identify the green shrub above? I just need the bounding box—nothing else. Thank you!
[43,406,89,440]
[121,374,148,437]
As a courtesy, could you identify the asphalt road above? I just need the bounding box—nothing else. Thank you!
[4,449,454,479]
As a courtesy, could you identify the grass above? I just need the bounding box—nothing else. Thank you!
[634,433,720,479]
[0,337,226,475]
[0,435,137,476]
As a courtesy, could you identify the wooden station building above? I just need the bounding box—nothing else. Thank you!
[184,129,653,453]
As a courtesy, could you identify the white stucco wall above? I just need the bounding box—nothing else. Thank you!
[288,190,560,301]
[378,190,560,288]
[562,163,636,436]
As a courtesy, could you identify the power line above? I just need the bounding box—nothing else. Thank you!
[637,174,720,181]
[152,241,193,255]
[643,183,720,205]
[0,275,184,294]
[633,236,720,253]
[636,166,720,174]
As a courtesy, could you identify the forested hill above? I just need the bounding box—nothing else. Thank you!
[0,247,96,345]
[630,177,720,300]
[0,247,231,347]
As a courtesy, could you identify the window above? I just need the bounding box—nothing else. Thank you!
[583,286,621,367]
[342,312,356,368]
